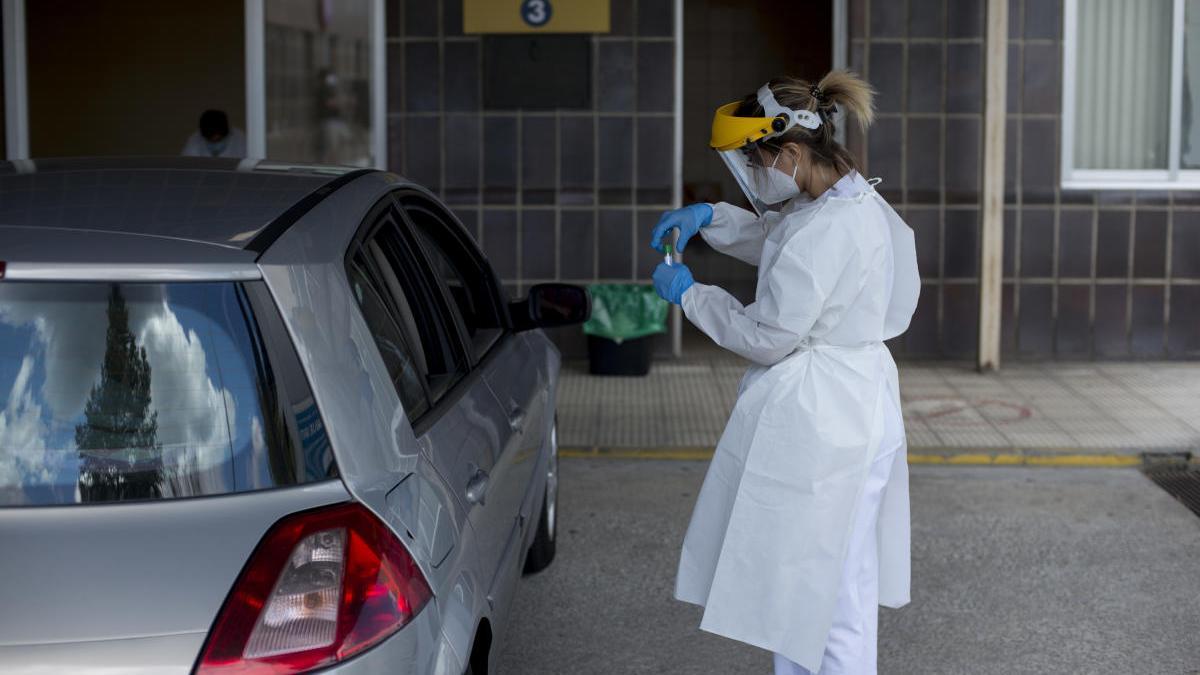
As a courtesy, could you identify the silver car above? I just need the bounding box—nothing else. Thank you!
[0,157,589,674]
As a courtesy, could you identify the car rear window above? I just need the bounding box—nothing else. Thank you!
[0,281,337,506]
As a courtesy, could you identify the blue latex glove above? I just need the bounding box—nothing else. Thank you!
[650,203,713,253]
[652,261,694,305]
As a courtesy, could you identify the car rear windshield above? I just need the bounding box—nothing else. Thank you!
[0,281,337,506]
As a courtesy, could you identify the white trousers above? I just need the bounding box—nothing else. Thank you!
[773,393,904,675]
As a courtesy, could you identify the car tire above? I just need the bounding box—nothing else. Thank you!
[523,422,558,575]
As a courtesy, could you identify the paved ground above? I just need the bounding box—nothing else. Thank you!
[557,359,1200,457]
[500,459,1200,674]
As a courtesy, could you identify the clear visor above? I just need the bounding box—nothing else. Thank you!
[716,143,787,216]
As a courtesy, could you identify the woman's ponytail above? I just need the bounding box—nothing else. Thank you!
[817,70,875,133]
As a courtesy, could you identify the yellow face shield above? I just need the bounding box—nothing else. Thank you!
[708,85,823,214]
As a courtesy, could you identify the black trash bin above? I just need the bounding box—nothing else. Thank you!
[583,284,668,377]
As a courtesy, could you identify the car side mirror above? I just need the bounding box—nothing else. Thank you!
[510,283,591,332]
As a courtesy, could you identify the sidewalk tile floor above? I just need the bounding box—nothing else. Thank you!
[557,359,1200,454]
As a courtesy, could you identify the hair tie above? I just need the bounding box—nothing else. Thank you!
[810,84,829,105]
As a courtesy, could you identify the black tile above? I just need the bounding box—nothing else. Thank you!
[942,284,978,357]
[944,209,980,278]
[870,0,906,37]
[521,116,556,205]
[1168,285,1200,356]
[1133,210,1168,278]
[638,0,673,36]
[1008,0,1021,39]
[1018,284,1053,356]
[609,0,634,35]
[387,0,401,38]
[560,210,595,280]
[906,118,941,204]
[1096,190,1134,206]
[444,41,480,111]
[637,117,674,204]
[1172,189,1200,205]
[851,40,866,74]
[946,44,983,114]
[867,117,903,196]
[405,42,440,112]
[1004,209,1017,276]
[1024,0,1061,40]
[559,117,594,205]
[388,119,404,173]
[948,0,984,38]
[637,42,674,112]
[1093,284,1128,357]
[598,40,635,112]
[1056,285,1090,357]
[1004,117,1018,203]
[483,209,518,280]
[1095,210,1131,278]
[443,114,480,204]
[904,285,940,355]
[1020,208,1054,277]
[1172,211,1200,278]
[945,118,980,203]
[1057,209,1093,278]
[1006,44,1019,114]
[850,0,866,38]
[598,117,634,204]
[1001,282,1017,355]
[598,209,633,278]
[1135,190,1171,206]
[1020,119,1056,204]
[1059,189,1095,206]
[387,43,404,114]
[521,210,557,280]
[403,116,441,193]
[1131,285,1165,357]
[443,0,464,36]
[483,116,517,204]
[907,43,944,114]
[1021,43,1059,115]
[908,207,941,277]
[940,283,979,357]
[909,0,943,38]
[869,43,904,113]
[404,0,437,36]
[543,324,588,360]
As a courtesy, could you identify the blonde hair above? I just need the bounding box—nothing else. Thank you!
[734,69,875,174]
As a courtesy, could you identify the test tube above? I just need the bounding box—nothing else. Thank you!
[664,242,674,266]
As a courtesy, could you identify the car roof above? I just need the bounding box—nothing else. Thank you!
[0,157,374,267]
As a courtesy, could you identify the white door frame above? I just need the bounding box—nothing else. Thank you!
[244,0,386,168]
[3,0,28,160]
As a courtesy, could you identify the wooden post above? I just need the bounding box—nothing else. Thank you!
[978,0,1008,371]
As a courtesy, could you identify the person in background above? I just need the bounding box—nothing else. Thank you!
[181,109,247,158]
[652,70,920,675]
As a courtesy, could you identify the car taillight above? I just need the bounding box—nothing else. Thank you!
[196,502,432,674]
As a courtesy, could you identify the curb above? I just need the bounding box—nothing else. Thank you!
[560,446,1192,468]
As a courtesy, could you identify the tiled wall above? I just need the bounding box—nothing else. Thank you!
[851,0,1200,360]
[387,0,677,359]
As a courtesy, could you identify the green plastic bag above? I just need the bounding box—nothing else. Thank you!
[582,284,669,343]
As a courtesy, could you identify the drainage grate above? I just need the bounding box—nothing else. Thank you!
[1144,464,1200,519]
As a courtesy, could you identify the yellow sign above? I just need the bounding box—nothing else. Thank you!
[463,0,610,34]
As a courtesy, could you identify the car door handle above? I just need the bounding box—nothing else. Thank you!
[465,468,490,505]
[507,402,526,432]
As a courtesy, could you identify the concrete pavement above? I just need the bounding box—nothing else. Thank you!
[499,459,1200,674]
[557,359,1200,463]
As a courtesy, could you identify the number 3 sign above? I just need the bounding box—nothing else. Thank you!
[521,0,552,27]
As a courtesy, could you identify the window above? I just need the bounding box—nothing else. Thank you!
[346,256,430,421]
[354,207,469,403]
[1063,0,1200,188]
[0,281,337,506]
[399,197,506,362]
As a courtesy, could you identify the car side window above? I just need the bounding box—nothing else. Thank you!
[363,213,470,402]
[345,256,430,421]
[398,196,506,362]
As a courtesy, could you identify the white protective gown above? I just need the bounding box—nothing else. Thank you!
[674,171,920,672]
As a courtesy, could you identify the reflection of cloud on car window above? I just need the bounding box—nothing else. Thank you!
[0,356,52,502]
